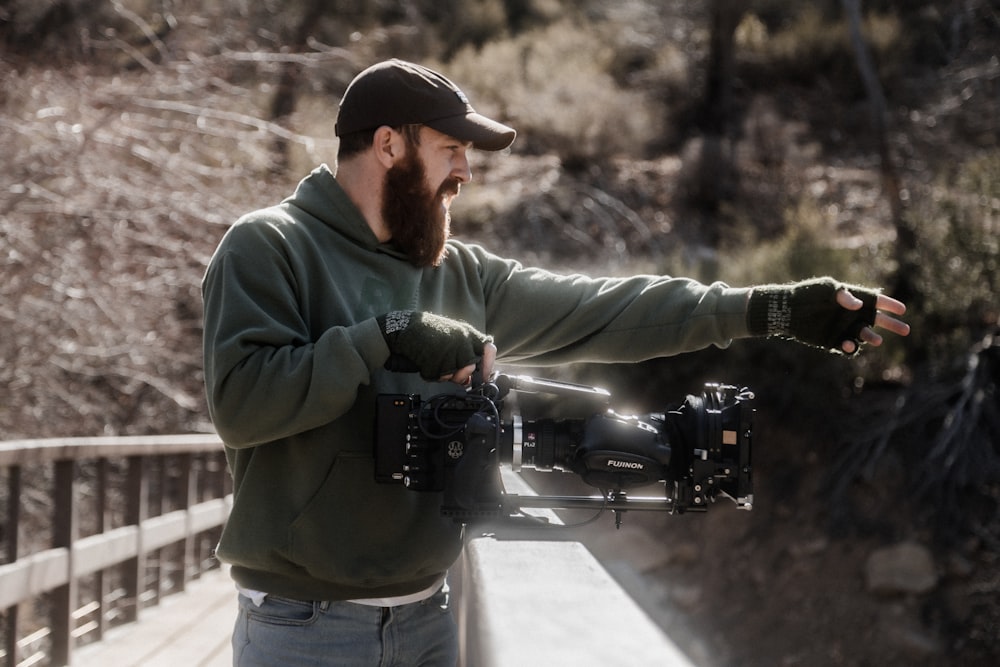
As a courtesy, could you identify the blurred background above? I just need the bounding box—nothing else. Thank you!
[1,1,997,664]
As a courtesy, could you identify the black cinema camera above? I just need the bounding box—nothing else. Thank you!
[375,373,754,528]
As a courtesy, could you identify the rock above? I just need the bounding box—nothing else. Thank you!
[666,541,701,568]
[669,583,702,610]
[945,551,975,578]
[880,603,945,658]
[788,536,829,558]
[865,541,938,595]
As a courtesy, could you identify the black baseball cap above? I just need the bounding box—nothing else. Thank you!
[335,59,516,151]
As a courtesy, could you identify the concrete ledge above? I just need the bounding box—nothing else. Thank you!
[454,473,696,667]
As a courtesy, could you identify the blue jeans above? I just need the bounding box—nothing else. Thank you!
[232,589,458,666]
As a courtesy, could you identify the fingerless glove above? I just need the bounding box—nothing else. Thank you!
[377,311,492,380]
[746,277,879,354]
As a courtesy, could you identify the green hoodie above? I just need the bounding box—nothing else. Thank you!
[202,164,751,601]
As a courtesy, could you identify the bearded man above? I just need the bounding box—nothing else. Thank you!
[202,59,909,666]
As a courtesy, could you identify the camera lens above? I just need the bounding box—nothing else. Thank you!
[501,417,582,473]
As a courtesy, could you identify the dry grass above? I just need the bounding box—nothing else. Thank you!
[0,54,339,437]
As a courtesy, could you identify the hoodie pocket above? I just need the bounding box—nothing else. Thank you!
[286,453,462,588]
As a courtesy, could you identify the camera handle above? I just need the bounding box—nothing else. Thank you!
[444,412,505,518]
[492,373,612,406]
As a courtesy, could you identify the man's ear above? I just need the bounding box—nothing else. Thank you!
[373,126,404,169]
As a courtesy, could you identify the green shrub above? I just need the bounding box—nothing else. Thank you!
[738,7,904,95]
[445,18,667,164]
[902,151,1000,364]
[719,195,860,284]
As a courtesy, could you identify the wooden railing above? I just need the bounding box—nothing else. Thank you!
[0,434,230,667]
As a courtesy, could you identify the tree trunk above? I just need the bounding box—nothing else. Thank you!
[685,0,746,215]
[841,0,917,301]
[269,0,329,171]
[701,0,745,135]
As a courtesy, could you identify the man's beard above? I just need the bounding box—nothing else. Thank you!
[381,151,460,268]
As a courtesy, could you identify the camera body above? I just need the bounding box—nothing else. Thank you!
[375,374,754,523]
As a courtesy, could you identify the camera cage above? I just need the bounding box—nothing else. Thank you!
[375,372,754,530]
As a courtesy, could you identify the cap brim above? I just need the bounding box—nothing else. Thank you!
[426,113,516,152]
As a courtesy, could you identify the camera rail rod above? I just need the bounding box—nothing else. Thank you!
[501,492,675,512]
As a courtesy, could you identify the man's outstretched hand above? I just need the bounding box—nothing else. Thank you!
[747,277,911,355]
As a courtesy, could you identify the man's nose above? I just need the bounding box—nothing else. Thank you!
[453,154,472,183]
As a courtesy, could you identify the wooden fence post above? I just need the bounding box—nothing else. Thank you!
[3,466,21,667]
[50,460,76,666]
[122,455,147,624]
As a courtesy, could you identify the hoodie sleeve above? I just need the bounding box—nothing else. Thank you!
[201,216,389,448]
[467,247,751,366]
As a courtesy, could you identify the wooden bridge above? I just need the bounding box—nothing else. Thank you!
[72,565,234,666]
[1,435,699,667]
[0,435,232,667]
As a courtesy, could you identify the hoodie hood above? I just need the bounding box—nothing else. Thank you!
[282,164,409,261]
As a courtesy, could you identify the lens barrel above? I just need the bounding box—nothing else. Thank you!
[500,417,584,473]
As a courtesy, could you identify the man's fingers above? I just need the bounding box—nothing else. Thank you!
[480,342,497,381]
[839,289,910,338]
[836,288,864,310]
[441,364,475,386]
[859,326,884,346]
[875,311,911,337]
[843,326,886,353]
[440,343,497,386]
[841,339,859,354]
[872,294,910,337]
[875,293,907,317]
[840,290,908,318]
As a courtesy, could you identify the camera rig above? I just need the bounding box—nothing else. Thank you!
[375,373,754,529]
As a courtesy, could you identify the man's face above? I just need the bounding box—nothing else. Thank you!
[381,127,470,268]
